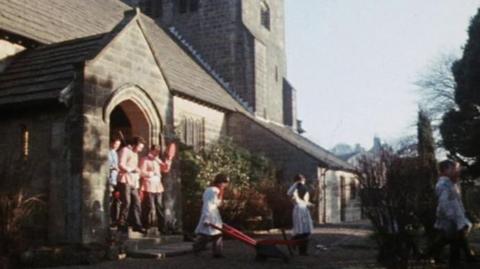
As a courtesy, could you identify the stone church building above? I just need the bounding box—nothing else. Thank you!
[0,0,361,244]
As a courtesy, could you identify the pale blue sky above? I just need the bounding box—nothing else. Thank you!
[285,0,480,149]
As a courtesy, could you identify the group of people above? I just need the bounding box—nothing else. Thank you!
[108,135,476,265]
[193,159,478,266]
[192,173,314,258]
[108,136,171,234]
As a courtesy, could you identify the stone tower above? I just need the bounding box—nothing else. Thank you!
[123,0,297,128]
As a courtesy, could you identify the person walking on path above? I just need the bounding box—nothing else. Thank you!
[432,160,475,268]
[117,136,146,234]
[193,173,230,258]
[287,174,314,256]
[139,144,171,232]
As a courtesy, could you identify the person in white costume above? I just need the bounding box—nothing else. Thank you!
[287,174,314,255]
[193,173,230,258]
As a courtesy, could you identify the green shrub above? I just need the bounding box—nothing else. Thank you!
[179,138,278,233]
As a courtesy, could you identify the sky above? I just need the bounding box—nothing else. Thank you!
[285,0,480,150]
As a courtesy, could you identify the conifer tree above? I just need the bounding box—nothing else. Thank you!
[441,8,480,176]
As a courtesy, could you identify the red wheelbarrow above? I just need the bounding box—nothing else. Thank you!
[208,223,304,263]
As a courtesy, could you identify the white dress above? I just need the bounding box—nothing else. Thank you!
[195,186,223,236]
[287,183,314,235]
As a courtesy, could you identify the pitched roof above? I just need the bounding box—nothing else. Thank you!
[0,0,128,44]
[252,117,356,171]
[138,15,246,112]
[0,34,105,105]
[0,1,350,172]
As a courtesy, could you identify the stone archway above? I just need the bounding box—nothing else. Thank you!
[110,100,151,146]
[104,84,163,146]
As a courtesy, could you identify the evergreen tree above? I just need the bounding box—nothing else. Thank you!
[417,110,437,182]
[440,8,480,176]
[417,110,438,241]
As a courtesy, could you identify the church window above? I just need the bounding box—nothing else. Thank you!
[181,117,205,150]
[275,66,278,82]
[20,125,29,160]
[260,1,271,30]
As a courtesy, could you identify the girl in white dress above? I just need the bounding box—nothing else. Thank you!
[287,174,314,255]
[193,173,230,258]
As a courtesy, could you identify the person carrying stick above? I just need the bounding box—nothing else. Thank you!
[117,136,146,234]
[139,144,171,233]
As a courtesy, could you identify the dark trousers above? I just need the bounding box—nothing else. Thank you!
[428,228,473,268]
[110,185,121,224]
[142,192,164,230]
[118,183,142,228]
[292,233,310,255]
[450,229,473,268]
[193,234,223,256]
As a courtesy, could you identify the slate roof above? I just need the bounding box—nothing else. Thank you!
[0,0,128,44]
[253,118,356,171]
[0,34,105,105]
[138,15,246,112]
[0,1,351,171]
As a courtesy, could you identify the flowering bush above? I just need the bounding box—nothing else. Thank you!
[179,138,279,233]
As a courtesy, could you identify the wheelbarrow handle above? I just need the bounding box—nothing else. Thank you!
[208,223,257,246]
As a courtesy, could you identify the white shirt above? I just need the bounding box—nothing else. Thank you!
[195,186,223,236]
[108,149,119,186]
[434,176,471,232]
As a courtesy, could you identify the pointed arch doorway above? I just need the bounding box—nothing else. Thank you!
[104,85,163,147]
[110,100,151,146]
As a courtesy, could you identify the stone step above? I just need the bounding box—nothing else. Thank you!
[126,241,193,259]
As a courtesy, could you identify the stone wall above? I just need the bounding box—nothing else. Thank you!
[80,19,175,243]
[241,0,286,123]
[156,0,286,123]
[227,112,318,183]
[323,170,362,223]
[173,96,227,145]
[0,102,84,243]
[228,112,362,224]
[283,79,297,129]
[159,0,255,105]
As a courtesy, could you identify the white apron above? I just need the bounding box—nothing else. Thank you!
[287,183,314,235]
[195,186,223,236]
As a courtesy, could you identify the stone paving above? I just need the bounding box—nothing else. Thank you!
[45,222,379,269]
[43,222,480,269]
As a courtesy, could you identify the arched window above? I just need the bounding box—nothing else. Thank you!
[260,1,270,30]
[180,117,205,150]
